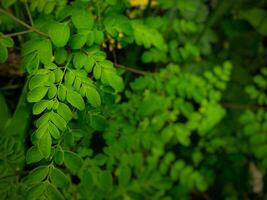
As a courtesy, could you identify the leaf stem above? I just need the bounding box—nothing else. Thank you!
[113,63,149,75]
[58,56,72,87]
[24,2,34,26]
[0,8,48,37]
[4,30,33,37]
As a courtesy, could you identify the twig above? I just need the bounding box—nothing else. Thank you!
[4,30,33,37]
[0,8,48,37]
[24,1,34,26]
[113,63,148,75]
[82,49,147,75]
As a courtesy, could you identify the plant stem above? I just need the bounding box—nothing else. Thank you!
[4,30,33,37]
[0,8,48,37]
[82,49,147,75]
[113,63,149,75]
[24,2,34,26]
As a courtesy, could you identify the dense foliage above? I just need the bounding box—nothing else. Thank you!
[0,0,267,199]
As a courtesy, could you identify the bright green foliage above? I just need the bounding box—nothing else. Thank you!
[0,137,24,199]
[28,0,67,14]
[77,64,231,199]
[0,34,14,63]
[245,68,267,105]
[0,0,267,199]
[239,69,267,169]
[48,22,70,47]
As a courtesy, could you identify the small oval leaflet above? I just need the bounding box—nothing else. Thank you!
[48,22,70,47]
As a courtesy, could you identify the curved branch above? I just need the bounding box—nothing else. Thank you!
[0,8,48,37]
[113,63,149,75]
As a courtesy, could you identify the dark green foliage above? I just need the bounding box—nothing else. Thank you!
[0,0,267,199]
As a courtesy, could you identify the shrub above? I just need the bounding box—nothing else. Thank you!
[0,0,267,199]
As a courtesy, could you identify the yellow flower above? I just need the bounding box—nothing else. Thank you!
[129,0,157,7]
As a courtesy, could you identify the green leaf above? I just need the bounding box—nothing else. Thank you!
[74,77,82,91]
[64,131,74,146]
[240,8,267,36]
[29,74,49,90]
[94,31,104,44]
[0,44,8,63]
[27,86,48,103]
[54,48,68,65]
[33,100,49,115]
[66,89,85,110]
[50,168,69,189]
[72,8,94,30]
[98,170,113,192]
[38,131,52,159]
[48,122,60,139]
[50,112,67,131]
[84,57,95,72]
[26,182,46,200]
[1,0,16,8]
[1,36,14,47]
[73,52,87,69]
[54,68,64,83]
[64,71,75,87]
[48,84,58,99]
[104,13,132,37]
[57,102,72,122]
[81,171,94,188]
[54,147,64,165]
[107,74,124,92]
[22,39,42,56]
[119,165,131,187]
[57,85,67,101]
[131,20,166,50]
[26,147,43,164]
[90,114,107,131]
[36,112,51,128]
[22,52,39,73]
[36,122,49,139]
[70,33,87,49]
[86,86,101,107]
[24,166,49,185]
[86,31,95,46]
[46,183,64,200]
[43,1,56,14]
[39,39,53,65]
[64,151,83,173]
[48,22,70,47]
[93,63,102,79]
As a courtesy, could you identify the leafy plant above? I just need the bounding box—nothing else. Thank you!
[0,0,267,199]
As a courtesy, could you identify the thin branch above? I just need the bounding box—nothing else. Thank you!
[24,1,34,26]
[82,49,147,75]
[0,8,48,37]
[4,30,33,37]
[113,63,149,75]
